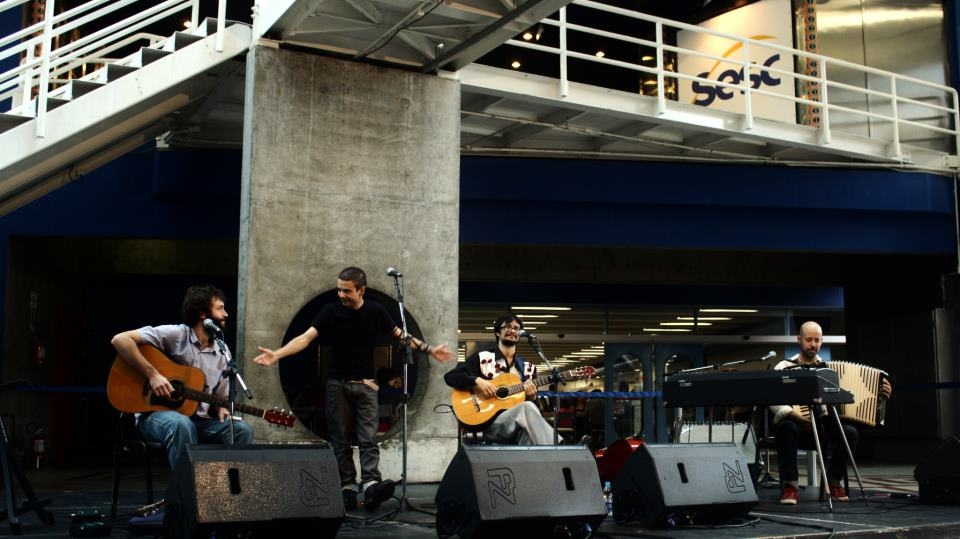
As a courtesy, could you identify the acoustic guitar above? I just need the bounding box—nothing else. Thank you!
[106,344,295,428]
[450,366,596,430]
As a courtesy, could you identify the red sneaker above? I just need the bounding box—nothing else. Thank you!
[828,484,849,502]
[780,484,799,505]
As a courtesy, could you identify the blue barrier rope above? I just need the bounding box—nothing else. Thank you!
[539,391,660,398]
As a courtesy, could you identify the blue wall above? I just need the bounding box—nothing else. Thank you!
[460,157,958,254]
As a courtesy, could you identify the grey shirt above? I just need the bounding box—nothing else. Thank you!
[138,324,230,419]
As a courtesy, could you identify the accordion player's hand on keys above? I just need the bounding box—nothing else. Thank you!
[880,378,893,400]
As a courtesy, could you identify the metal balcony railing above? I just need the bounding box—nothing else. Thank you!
[499,0,959,163]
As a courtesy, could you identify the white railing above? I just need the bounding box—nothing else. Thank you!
[0,0,230,138]
[504,0,960,161]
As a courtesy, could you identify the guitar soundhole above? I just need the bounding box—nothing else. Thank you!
[494,387,510,399]
[168,381,185,401]
[149,380,186,408]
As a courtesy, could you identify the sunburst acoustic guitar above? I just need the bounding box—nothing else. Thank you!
[106,344,295,428]
[450,366,597,430]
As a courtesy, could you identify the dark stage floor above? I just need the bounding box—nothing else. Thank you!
[2,459,959,538]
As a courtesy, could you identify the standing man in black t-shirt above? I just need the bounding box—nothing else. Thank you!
[253,267,454,511]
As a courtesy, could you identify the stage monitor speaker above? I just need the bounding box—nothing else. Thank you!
[613,443,758,528]
[914,436,960,504]
[164,443,344,538]
[435,445,606,539]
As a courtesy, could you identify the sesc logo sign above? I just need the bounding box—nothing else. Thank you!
[692,50,781,107]
[676,0,796,124]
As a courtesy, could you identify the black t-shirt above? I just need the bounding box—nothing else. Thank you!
[310,300,397,380]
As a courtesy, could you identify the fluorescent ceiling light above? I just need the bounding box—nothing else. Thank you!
[644,328,691,332]
[511,306,572,311]
[700,308,758,313]
[516,314,558,318]
[677,316,731,321]
[661,322,712,326]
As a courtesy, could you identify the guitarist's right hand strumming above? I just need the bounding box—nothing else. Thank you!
[111,329,176,399]
[473,377,497,399]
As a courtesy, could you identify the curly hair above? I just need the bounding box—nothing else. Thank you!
[493,314,523,342]
[181,285,226,326]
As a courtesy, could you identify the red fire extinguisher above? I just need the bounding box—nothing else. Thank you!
[27,423,45,469]
[30,336,45,366]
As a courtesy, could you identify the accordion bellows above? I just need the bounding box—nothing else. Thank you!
[794,361,888,427]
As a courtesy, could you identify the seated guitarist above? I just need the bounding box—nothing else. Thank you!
[444,314,558,445]
[111,284,254,471]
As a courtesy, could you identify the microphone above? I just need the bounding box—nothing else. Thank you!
[517,329,534,340]
[202,318,223,338]
[386,267,402,278]
[761,351,777,361]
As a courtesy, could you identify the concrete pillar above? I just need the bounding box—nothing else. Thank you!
[237,45,461,482]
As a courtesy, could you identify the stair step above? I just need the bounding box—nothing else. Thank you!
[93,63,138,84]
[0,112,31,134]
[49,79,103,100]
[41,96,70,111]
[190,17,237,38]
[161,31,204,52]
[129,47,171,68]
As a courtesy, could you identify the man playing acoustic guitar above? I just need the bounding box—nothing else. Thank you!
[111,284,254,471]
[445,314,558,445]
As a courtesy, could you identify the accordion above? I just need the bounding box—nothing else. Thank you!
[792,361,889,428]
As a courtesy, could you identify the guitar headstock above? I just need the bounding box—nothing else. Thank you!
[264,408,296,428]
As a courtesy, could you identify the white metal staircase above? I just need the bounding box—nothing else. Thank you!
[0,0,250,215]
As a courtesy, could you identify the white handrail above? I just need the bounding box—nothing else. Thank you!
[502,0,959,160]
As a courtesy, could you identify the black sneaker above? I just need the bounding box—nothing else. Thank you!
[363,480,396,511]
[342,489,358,511]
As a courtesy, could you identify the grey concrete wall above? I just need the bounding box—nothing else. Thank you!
[237,45,461,482]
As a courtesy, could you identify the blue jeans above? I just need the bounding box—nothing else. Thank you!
[325,379,380,488]
[137,411,254,470]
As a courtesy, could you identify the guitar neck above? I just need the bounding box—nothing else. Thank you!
[182,388,267,418]
[504,367,599,395]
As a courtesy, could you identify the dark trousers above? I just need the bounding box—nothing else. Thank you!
[325,379,381,488]
[775,414,859,484]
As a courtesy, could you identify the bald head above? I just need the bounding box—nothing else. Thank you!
[797,321,823,362]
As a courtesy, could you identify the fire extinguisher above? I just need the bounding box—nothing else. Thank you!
[27,423,45,469]
[30,335,45,366]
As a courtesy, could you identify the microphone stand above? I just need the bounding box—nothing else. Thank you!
[214,330,253,445]
[524,333,563,444]
[385,272,413,516]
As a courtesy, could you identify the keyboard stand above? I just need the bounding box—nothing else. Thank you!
[829,405,867,501]
[0,384,54,534]
[807,406,834,511]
